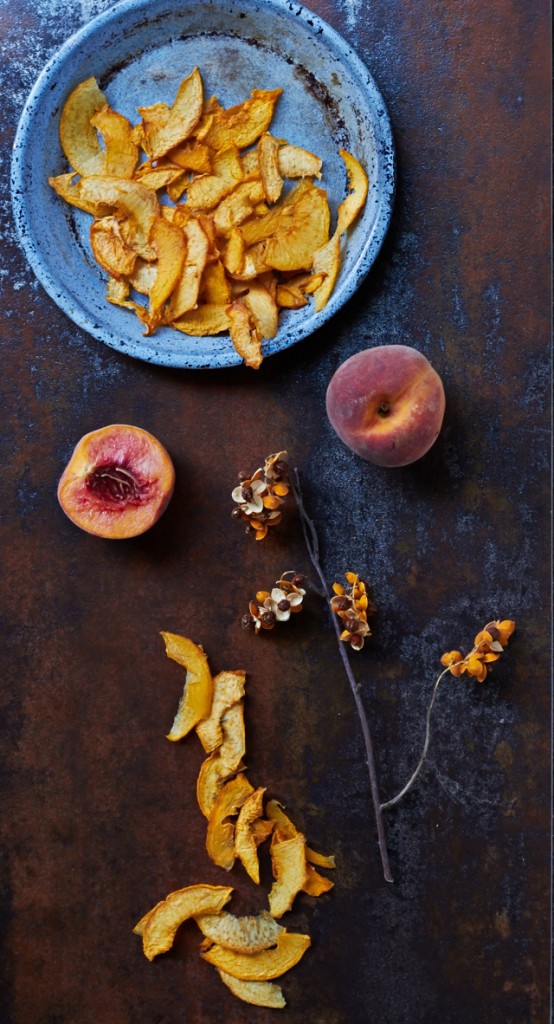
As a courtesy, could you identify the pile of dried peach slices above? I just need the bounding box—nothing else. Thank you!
[133,633,336,1008]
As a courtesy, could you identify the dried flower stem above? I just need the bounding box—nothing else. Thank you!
[380,665,450,810]
[292,469,393,884]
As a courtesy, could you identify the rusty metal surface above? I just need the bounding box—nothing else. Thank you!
[0,1,551,1022]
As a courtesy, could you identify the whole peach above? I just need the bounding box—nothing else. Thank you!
[326,345,445,467]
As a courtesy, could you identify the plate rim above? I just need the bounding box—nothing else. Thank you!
[10,0,396,369]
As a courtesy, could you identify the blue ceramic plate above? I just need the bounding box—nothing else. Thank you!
[11,0,395,369]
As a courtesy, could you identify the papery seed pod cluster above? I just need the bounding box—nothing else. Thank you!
[231,451,290,540]
[330,571,375,651]
[243,572,307,632]
[441,619,515,682]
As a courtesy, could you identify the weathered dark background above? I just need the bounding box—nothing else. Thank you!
[0,1,551,1022]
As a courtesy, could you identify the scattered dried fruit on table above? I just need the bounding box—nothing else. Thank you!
[134,883,233,961]
[194,909,284,953]
[201,931,311,981]
[50,70,370,367]
[162,632,214,740]
[216,970,286,1008]
[57,424,175,539]
[136,635,336,1008]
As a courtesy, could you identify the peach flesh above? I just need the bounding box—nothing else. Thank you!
[326,345,445,467]
[57,424,175,538]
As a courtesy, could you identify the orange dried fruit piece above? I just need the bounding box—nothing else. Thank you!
[167,139,212,174]
[277,143,322,180]
[90,216,138,279]
[206,773,254,871]
[78,176,159,258]
[171,304,231,336]
[167,217,210,319]
[58,77,109,175]
[243,280,279,340]
[234,786,266,883]
[48,172,111,217]
[268,832,308,918]
[265,799,336,876]
[311,231,341,312]
[161,632,213,741]
[202,88,282,152]
[302,864,334,896]
[200,260,233,306]
[201,931,311,981]
[149,216,187,316]
[197,752,244,819]
[217,970,286,1009]
[258,133,283,203]
[89,104,139,179]
[194,909,284,953]
[134,883,233,961]
[196,670,246,753]
[263,183,331,272]
[186,142,244,210]
[335,148,369,236]
[137,67,203,159]
[227,300,263,369]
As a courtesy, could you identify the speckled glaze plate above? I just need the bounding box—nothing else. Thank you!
[11,0,395,369]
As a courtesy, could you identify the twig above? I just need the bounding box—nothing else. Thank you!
[292,469,394,884]
[380,665,450,810]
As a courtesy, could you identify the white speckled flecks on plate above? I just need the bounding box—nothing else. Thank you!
[11,0,395,369]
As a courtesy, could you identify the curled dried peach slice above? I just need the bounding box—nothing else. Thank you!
[201,931,311,981]
[138,67,203,159]
[58,77,109,176]
[161,633,213,741]
[206,773,254,871]
[335,148,369,236]
[197,752,244,819]
[194,909,284,954]
[134,883,233,961]
[263,183,330,272]
[234,786,266,883]
[196,671,246,753]
[202,88,282,152]
[268,832,308,918]
[217,970,286,1008]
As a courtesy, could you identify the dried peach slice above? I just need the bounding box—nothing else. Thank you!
[48,172,111,217]
[268,832,308,918]
[258,133,283,203]
[162,633,213,741]
[234,786,266,883]
[201,931,311,981]
[217,970,286,1009]
[311,231,341,313]
[149,217,186,316]
[171,303,230,337]
[135,883,233,961]
[243,280,279,340]
[58,77,109,175]
[263,184,330,272]
[194,909,284,953]
[277,143,322,180]
[202,88,282,152]
[335,148,369,236]
[90,216,137,279]
[227,300,263,369]
[89,104,139,178]
[197,752,244,819]
[137,67,203,159]
[167,217,210,319]
[206,773,254,871]
[196,671,246,753]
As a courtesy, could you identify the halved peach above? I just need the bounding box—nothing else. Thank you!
[57,424,175,538]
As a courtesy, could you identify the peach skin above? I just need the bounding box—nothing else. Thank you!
[326,345,445,467]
